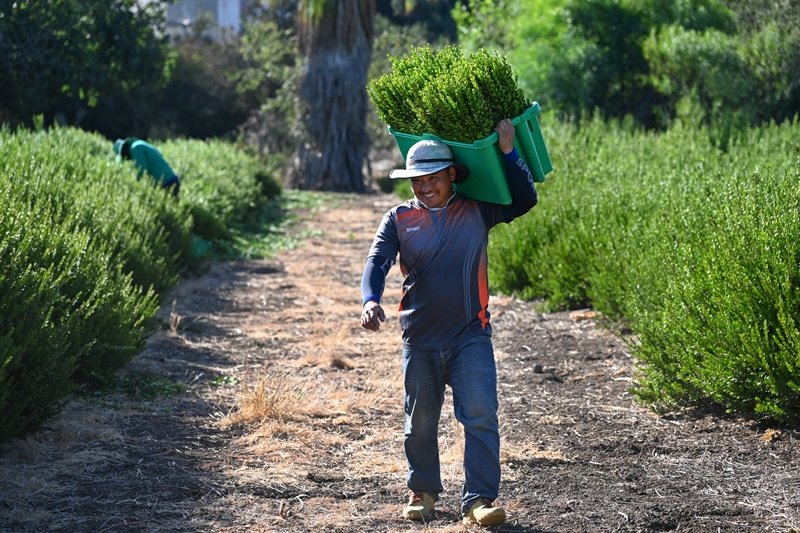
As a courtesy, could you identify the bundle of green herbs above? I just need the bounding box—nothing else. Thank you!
[368,45,530,143]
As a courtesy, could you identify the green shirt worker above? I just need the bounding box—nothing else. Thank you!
[113,137,181,197]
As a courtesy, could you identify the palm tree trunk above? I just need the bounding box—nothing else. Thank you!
[289,0,375,192]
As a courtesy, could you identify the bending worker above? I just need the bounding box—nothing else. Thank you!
[113,137,181,197]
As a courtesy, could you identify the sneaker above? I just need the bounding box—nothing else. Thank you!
[462,498,506,526]
[402,491,435,521]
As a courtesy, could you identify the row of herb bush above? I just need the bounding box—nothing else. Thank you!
[160,138,282,239]
[489,116,800,425]
[0,126,280,440]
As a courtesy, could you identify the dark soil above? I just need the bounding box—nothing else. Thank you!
[1,192,797,533]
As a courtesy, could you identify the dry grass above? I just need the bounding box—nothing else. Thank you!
[294,325,357,369]
[221,203,414,467]
[168,298,183,334]
[226,369,398,426]
[227,373,311,425]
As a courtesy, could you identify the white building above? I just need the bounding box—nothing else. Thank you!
[165,0,247,41]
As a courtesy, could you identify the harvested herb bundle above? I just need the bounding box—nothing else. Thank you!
[368,45,530,143]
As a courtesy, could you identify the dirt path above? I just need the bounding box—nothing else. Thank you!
[1,192,798,533]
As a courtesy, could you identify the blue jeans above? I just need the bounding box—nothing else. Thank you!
[402,334,500,514]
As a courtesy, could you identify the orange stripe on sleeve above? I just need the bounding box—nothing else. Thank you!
[477,249,489,328]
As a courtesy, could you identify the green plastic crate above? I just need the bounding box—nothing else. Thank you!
[388,102,552,205]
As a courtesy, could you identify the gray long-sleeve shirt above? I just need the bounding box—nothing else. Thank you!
[361,148,538,350]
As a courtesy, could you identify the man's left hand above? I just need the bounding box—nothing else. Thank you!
[495,119,515,154]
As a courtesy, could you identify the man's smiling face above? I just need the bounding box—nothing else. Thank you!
[410,167,455,209]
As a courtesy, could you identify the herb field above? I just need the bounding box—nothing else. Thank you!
[3,117,798,442]
[490,117,800,424]
[0,127,278,440]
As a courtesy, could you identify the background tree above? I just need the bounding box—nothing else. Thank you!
[377,0,459,42]
[511,0,736,127]
[234,1,303,161]
[367,14,438,156]
[643,0,800,132]
[451,0,514,52]
[450,0,799,132]
[152,14,254,140]
[288,0,376,192]
[0,0,172,136]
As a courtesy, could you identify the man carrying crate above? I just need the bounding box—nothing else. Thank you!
[360,119,538,527]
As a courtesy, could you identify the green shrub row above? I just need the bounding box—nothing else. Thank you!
[489,116,800,425]
[161,138,282,234]
[0,126,279,440]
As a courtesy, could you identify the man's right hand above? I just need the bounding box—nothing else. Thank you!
[361,301,385,331]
